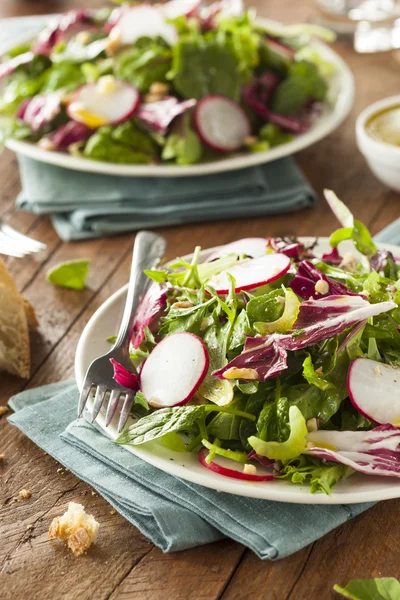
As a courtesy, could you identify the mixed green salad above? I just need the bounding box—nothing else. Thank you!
[0,1,336,165]
[110,191,400,495]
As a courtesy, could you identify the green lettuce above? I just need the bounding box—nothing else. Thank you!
[271,60,327,115]
[279,455,350,494]
[333,578,400,600]
[114,38,172,92]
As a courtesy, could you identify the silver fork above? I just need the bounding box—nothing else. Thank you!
[78,230,167,432]
[0,221,47,258]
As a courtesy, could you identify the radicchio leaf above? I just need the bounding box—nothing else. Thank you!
[50,121,92,151]
[131,284,167,349]
[214,296,396,381]
[33,10,98,55]
[137,97,197,136]
[19,93,61,132]
[305,425,400,478]
[110,358,140,390]
[267,237,306,259]
[0,52,35,81]
[321,247,342,265]
[248,450,275,467]
[289,260,358,299]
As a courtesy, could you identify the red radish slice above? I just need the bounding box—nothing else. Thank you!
[160,0,201,19]
[208,253,291,294]
[20,93,61,132]
[67,79,140,127]
[140,332,209,408]
[347,358,400,426]
[111,5,178,47]
[193,95,251,152]
[199,448,275,481]
[206,238,268,262]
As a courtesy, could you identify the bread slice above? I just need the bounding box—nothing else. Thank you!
[0,283,30,378]
[0,260,38,330]
[48,502,100,556]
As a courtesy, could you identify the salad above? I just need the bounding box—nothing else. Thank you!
[111,191,400,495]
[0,1,336,166]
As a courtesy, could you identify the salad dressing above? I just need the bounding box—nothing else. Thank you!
[366,105,400,146]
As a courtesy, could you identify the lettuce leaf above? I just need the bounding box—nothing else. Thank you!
[271,60,327,115]
[279,455,350,494]
[333,578,400,600]
[114,39,172,92]
[46,259,89,290]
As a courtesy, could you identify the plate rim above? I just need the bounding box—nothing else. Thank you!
[74,237,400,504]
[4,18,355,178]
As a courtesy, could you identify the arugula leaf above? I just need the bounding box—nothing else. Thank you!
[229,309,252,351]
[207,396,247,440]
[47,259,89,290]
[279,455,350,494]
[333,578,400,600]
[134,391,150,411]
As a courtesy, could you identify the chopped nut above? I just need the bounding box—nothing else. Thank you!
[144,93,163,103]
[276,295,285,304]
[243,463,257,475]
[315,367,323,376]
[26,524,33,530]
[0,406,9,417]
[19,489,31,500]
[306,418,318,433]
[306,441,316,449]
[91,491,97,496]
[243,135,258,147]
[96,75,117,95]
[38,137,56,152]
[223,367,259,380]
[339,252,359,273]
[75,31,91,45]
[48,502,100,556]
[172,301,194,309]
[314,279,329,295]
[149,81,169,96]
[57,467,64,474]
[110,509,116,515]
[373,365,382,376]
[105,27,122,56]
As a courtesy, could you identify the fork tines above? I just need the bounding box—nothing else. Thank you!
[0,223,47,258]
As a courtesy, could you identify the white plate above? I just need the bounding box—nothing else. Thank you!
[5,18,355,177]
[75,237,400,504]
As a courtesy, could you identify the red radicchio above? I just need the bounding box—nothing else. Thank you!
[50,121,92,151]
[321,247,342,265]
[247,450,275,467]
[289,260,358,299]
[33,10,99,55]
[241,82,310,134]
[19,93,61,132]
[137,97,197,136]
[267,237,306,260]
[110,358,140,391]
[370,250,400,273]
[131,284,167,349]
[213,295,396,381]
[0,51,35,82]
[305,425,400,478]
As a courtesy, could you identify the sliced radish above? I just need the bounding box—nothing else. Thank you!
[140,332,209,408]
[160,0,201,19]
[347,358,400,427]
[193,95,251,153]
[199,448,275,481]
[67,78,140,128]
[111,5,178,47]
[206,238,268,262]
[21,93,61,132]
[208,253,291,294]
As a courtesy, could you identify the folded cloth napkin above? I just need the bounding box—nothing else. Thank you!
[16,156,317,241]
[0,16,317,241]
[8,381,371,560]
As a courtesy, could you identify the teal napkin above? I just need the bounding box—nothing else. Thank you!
[16,156,317,241]
[8,381,371,560]
[374,218,400,246]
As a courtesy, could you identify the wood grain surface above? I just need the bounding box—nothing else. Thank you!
[0,1,399,599]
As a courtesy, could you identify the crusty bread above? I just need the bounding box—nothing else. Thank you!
[0,259,38,330]
[0,283,30,378]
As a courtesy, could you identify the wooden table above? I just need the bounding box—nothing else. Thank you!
[1,1,399,598]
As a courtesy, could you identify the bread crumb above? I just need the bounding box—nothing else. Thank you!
[110,510,116,515]
[91,491,97,496]
[26,523,33,530]
[48,502,100,556]
[19,489,31,500]
[0,406,9,416]
[0,454,5,461]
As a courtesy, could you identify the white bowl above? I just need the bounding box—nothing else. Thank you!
[356,94,400,192]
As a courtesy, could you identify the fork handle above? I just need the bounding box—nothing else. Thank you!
[113,231,167,354]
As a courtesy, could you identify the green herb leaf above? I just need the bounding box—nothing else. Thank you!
[279,455,350,495]
[333,578,400,600]
[47,259,90,290]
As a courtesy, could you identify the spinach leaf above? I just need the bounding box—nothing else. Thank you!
[271,60,327,115]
